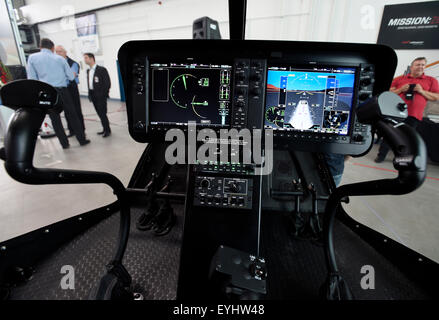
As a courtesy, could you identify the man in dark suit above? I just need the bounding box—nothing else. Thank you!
[56,45,85,136]
[84,53,111,137]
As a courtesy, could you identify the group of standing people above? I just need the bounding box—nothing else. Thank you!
[26,38,112,149]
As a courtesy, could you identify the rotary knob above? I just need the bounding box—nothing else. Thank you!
[228,181,240,193]
[236,72,246,82]
[251,73,262,82]
[359,92,370,101]
[200,179,210,189]
[235,100,245,107]
[360,77,372,86]
[352,134,364,142]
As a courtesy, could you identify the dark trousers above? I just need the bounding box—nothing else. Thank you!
[324,153,345,186]
[66,82,85,133]
[90,90,111,132]
[54,87,87,145]
[377,116,420,160]
[48,112,69,148]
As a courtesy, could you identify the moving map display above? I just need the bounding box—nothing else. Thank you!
[149,62,232,127]
[264,66,356,135]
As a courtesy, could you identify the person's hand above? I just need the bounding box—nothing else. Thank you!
[399,84,410,92]
[413,83,424,93]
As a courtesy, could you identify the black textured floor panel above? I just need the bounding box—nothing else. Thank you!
[261,211,429,300]
[9,206,429,300]
[261,212,327,299]
[9,205,184,300]
[333,220,429,300]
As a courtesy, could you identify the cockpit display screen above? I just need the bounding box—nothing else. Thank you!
[149,62,232,127]
[264,66,356,135]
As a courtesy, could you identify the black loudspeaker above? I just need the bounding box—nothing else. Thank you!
[192,16,221,39]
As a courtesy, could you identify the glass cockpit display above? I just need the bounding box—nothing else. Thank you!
[264,66,356,135]
[149,62,232,127]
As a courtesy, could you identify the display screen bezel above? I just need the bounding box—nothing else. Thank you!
[264,63,360,137]
[148,59,234,129]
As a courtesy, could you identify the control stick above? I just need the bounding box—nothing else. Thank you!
[0,80,133,300]
[323,92,427,300]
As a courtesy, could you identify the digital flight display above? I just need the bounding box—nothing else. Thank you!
[264,66,356,135]
[149,62,232,127]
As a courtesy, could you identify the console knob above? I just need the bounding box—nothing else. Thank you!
[235,88,246,96]
[352,134,364,142]
[133,68,144,78]
[134,121,145,130]
[250,87,260,96]
[249,261,267,280]
[228,181,240,193]
[237,73,246,81]
[236,100,245,107]
[360,78,372,86]
[251,73,262,82]
[200,179,210,188]
[359,93,370,100]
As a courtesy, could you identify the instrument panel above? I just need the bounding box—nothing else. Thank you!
[118,40,396,155]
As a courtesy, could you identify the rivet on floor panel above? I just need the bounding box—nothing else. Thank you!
[383,239,387,243]
[44,229,50,233]
[0,246,6,251]
[78,217,83,221]
[418,258,423,262]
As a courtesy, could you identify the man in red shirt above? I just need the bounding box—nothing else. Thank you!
[375,57,439,163]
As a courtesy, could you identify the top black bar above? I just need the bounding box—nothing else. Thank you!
[229,0,247,40]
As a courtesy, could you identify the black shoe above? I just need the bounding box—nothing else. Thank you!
[136,201,159,231]
[102,131,111,138]
[152,202,176,236]
[62,144,70,149]
[79,139,91,146]
[374,156,384,163]
[97,131,105,135]
[67,132,74,138]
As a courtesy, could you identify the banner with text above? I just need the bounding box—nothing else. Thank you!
[377,1,439,49]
